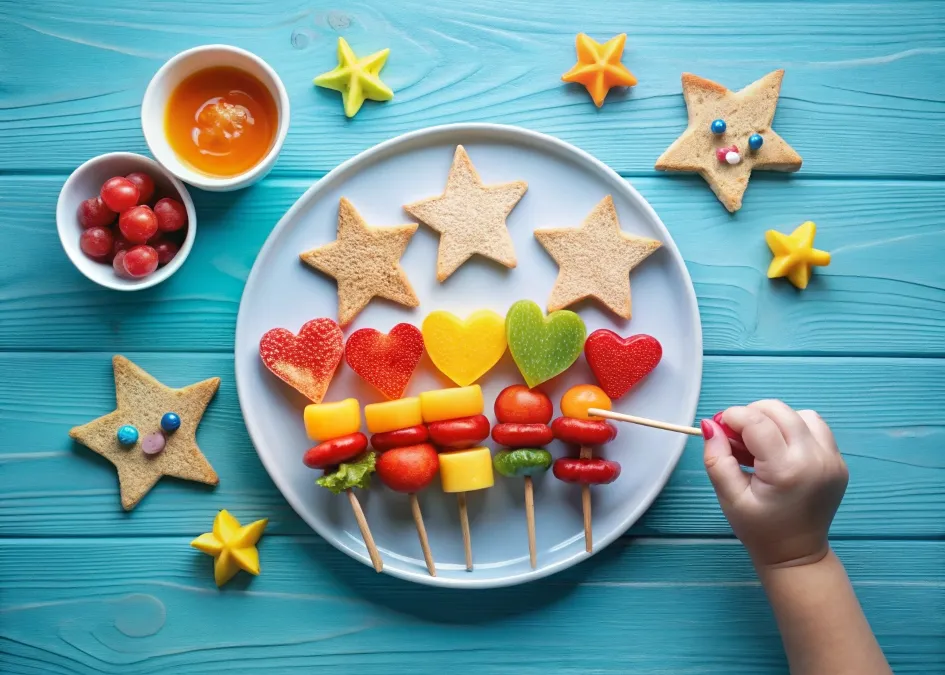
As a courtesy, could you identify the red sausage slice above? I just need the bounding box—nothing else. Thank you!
[303,432,368,469]
[553,457,621,485]
[550,417,617,446]
[491,423,553,448]
[370,425,430,452]
[427,414,490,450]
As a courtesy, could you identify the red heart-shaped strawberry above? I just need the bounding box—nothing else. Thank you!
[584,329,662,399]
[345,323,424,400]
[259,318,344,403]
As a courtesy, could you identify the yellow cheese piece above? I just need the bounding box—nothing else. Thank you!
[364,397,422,434]
[439,447,495,493]
[304,398,360,442]
[419,385,484,423]
[422,309,508,386]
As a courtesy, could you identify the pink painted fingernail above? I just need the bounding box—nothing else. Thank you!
[700,419,715,439]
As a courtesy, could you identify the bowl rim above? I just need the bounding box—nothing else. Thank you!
[141,44,291,191]
[57,151,197,292]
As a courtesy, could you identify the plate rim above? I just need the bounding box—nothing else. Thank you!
[235,122,703,588]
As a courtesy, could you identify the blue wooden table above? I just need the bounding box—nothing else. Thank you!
[2,1,944,672]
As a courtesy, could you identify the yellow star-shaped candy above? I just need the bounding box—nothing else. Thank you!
[192,510,268,587]
[314,37,393,117]
[561,33,638,107]
[766,221,830,290]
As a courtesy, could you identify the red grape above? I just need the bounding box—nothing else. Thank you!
[119,205,158,243]
[151,237,180,266]
[113,250,134,279]
[79,226,115,260]
[154,197,187,232]
[123,245,159,278]
[100,177,139,212]
[77,197,116,229]
[112,234,134,257]
[125,172,155,204]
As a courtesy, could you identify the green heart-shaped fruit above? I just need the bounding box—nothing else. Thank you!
[506,300,586,388]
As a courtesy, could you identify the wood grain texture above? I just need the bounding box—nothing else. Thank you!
[2,353,942,538]
[1,537,942,674]
[3,176,944,355]
[1,0,944,177]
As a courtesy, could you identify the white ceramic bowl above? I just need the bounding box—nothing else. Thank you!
[57,152,197,291]
[141,44,290,192]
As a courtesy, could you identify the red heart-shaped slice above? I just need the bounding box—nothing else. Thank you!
[345,323,424,400]
[584,329,662,400]
[259,317,344,403]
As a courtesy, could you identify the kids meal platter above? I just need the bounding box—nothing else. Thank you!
[64,34,823,588]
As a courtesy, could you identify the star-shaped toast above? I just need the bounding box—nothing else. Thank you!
[534,195,661,319]
[655,70,802,212]
[301,198,419,326]
[404,145,527,282]
[69,355,219,510]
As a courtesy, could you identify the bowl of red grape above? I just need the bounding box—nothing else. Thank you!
[57,152,196,291]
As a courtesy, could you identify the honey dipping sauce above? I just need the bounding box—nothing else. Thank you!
[165,66,277,177]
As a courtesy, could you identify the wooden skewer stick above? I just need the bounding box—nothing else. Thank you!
[409,493,436,577]
[524,475,537,569]
[587,408,701,436]
[457,492,473,571]
[346,489,383,573]
[579,446,593,553]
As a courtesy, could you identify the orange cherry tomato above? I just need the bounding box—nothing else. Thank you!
[560,384,612,420]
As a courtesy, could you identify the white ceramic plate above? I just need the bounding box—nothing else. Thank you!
[235,124,702,588]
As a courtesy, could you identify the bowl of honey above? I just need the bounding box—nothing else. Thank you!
[142,45,290,191]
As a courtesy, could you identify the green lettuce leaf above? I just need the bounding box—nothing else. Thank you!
[316,452,376,494]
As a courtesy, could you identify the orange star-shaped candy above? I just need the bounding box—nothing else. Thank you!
[562,33,637,107]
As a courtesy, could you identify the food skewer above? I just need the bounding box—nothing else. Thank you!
[303,398,383,572]
[491,385,555,569]
[366,397,438,577]
[420,386,492,571]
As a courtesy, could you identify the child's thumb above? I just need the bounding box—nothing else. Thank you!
[701,419,750,506]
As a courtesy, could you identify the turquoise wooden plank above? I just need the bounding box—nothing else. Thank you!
[1,537,942,673]
[1,0,945,177]
[2,176,944,355]
[2,352,942,538]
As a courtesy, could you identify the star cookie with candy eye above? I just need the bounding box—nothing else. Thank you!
[314,37,393,118]
[766,220,830,290]
[69,355,219,510]
[300,198,419,327]
[534,195,661,319]
[655,70,802,212]
[562,33,638,107]
[192,510,268,587]
[404,145,527,282]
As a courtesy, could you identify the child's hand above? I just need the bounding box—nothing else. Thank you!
[701,401,848,569]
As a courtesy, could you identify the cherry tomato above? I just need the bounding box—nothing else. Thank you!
[560,384,612,419]
[112,250,134,279]
[79,226,114,260]
[119,205,159,243]
[553,457,621,485]
[77,196,116,229]
[154,197,188,232]
[494,385,553,424]
[100,177,139,213]
[427,414,490,449]
[125,172,155,204]
[370,425,430,452]
[491,423,553,448]
[376,443,439,493]
[551,417,617,446]
[122,245,159,278]
[151,237,180,266]
[303,432,368,470]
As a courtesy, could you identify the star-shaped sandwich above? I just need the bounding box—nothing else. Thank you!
[655,70,802,212]
[313,37,393,118]
[192,509,268,587]
[300,198,419,326]
[562,33,637,107]
[69,355,219,510]
[766,220,830,290]
[534,195,661,319]
[404,145,527,282]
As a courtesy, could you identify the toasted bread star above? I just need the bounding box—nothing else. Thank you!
[562,33,638,107]
[313,37,393,118]
[655,70,802,212]
[69,356,219,510]
[404,145,527,282]
[192,510,268,587]
[300,198,419,326]
[534,196,661,319]
[766,220,830,290]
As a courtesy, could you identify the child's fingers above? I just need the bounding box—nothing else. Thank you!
[722,406,788,462]
[701,419,750,505]
[748,400,814,445]
[797,410,839,453]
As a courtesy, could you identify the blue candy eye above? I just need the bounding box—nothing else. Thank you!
[117,425,139,446]
[161,412,181,433]
[710,119,726,135]
[749,133,764,150]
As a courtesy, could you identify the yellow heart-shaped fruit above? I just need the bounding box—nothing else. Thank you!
[422,310,508,387]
